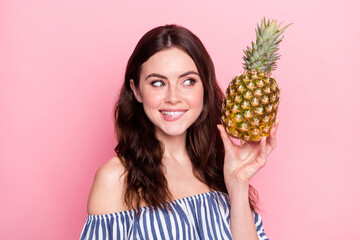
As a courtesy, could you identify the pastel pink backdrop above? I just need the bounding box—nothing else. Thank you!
[1,0,359,239]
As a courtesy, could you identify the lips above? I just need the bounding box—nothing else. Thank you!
[160,110,187,117]
[159,109,187,121]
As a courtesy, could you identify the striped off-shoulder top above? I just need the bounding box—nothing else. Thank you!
[80,191,269,240]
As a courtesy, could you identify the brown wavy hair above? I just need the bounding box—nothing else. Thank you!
[114,24,258,213]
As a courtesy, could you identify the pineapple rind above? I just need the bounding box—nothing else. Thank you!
[222,72,280,142]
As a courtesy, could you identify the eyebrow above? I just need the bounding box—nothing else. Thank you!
[145,71,199,80]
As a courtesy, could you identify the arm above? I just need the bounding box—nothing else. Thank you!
[217,118,279,240]
[87,156,127,215]
[227,180,258,239]
[80,157,129,239]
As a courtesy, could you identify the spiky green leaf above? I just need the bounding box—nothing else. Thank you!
[243,18,292,73]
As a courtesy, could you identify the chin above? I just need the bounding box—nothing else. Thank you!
[156,126,188,138]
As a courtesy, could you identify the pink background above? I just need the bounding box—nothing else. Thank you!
[1,0,359,239]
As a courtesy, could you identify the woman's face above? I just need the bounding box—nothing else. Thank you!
[131,47,204,139]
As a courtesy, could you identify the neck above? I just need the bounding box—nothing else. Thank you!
[156,130,188,162]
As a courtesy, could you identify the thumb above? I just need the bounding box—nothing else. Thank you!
[217,124,234,151]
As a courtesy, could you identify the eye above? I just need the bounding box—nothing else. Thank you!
[151,80,165,87]
[183,78,196,86]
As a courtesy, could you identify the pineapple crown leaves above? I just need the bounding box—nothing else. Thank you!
[243,17,292,74]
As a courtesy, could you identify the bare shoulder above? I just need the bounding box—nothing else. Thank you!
[87,156,128,215]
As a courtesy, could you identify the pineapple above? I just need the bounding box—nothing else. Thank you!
[222,18,291,142]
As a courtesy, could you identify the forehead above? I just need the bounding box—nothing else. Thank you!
[140,47,198,77]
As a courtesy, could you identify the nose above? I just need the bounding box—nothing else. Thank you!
[165,85,182,104]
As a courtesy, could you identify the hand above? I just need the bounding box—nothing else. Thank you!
[217,118,280,189]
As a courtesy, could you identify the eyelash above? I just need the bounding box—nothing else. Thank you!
[150,80,165,87]
[183,78,196,86]
[150,78,196,87]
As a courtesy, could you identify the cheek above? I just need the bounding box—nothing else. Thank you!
[195,86,205,107]
[140,89,163,108]
[186,88,204,109]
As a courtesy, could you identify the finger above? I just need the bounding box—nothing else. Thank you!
[258,136,267,167]
[217,124,234,151]
[267,118,279,154]
[273,117,280,134]
[239,139,247,147]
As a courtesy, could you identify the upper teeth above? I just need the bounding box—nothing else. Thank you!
[161,111,185,116]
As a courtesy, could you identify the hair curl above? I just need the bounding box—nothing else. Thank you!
[114,24,258,213]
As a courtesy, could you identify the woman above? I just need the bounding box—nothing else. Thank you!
[80,24,279,239]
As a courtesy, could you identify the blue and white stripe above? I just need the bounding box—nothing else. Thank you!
[80,191,268,240]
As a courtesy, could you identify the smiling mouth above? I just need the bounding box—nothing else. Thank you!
[160,110,187,117]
